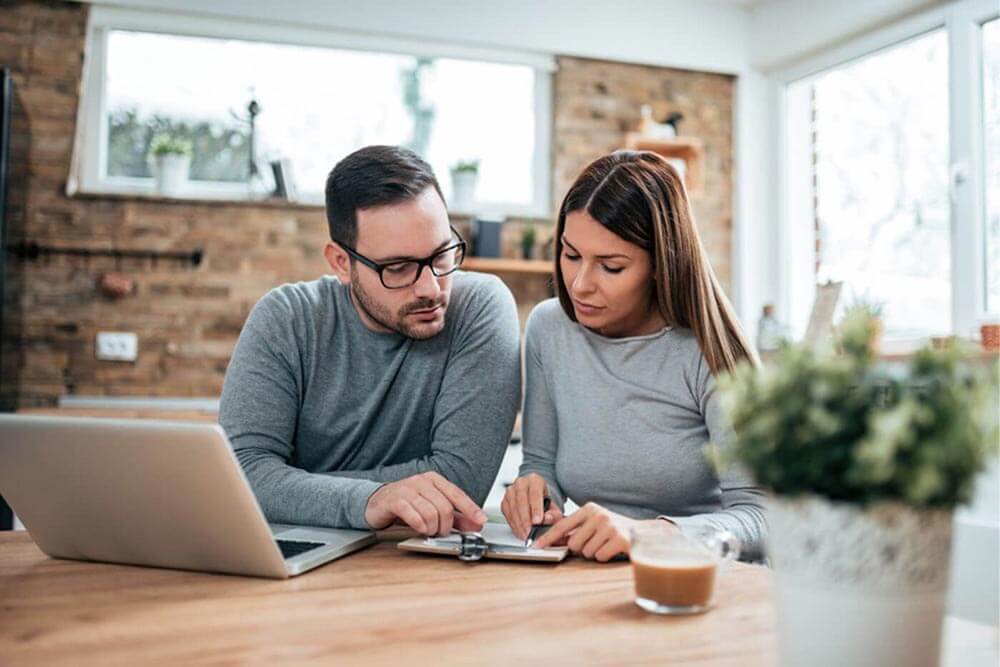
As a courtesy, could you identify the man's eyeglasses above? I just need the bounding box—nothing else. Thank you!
[337,226,467,289]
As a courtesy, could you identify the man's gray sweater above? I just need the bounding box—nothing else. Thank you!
[220,272,521,530]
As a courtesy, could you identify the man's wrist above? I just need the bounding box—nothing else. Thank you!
[357,481,388,530]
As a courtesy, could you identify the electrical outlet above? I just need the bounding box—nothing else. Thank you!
[95,331,138,362]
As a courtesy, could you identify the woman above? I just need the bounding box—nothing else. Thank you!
[501,151,765,562]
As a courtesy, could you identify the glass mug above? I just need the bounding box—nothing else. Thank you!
[630,522,741,615]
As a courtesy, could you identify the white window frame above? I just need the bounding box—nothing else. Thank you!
[776,0,999,339]
[69,5,555,217]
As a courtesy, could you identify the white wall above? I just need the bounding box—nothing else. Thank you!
[748,0,946,71]
[83,0,751,74]
[732,70,780,338]
[949,459,1000,626]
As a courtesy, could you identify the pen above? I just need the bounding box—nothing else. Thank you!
[524,496,551,548]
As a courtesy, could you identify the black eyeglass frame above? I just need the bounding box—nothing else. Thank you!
[337,225,466,289]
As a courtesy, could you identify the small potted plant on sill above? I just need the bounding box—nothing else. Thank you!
[450,159,479,211]
[720,308,997,667]
[520,222,536,260]
[148,133,193,196]
[842,294,886,352]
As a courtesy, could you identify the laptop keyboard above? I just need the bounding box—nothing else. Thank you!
[277,539,326,559]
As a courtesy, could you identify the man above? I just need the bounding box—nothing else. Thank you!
[220,145,521,536]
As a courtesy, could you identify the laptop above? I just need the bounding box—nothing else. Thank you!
[0,415,376,578]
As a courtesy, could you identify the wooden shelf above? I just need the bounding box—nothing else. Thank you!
[623,133,704,193]
[463,257,552,276]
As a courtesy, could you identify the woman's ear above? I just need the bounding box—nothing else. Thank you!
[323,241,352,284]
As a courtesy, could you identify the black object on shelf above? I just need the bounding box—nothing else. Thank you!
[270,158,296,201]
[8,241,204,268]
[471,218,504,258]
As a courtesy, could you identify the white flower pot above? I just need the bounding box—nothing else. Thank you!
[152,154,190,196]
[450,170,477,211]
[768,496,953,667]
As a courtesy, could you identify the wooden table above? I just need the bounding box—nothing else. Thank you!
[2,533,997,666]
[0,530,778,665]
[4,409,996,664]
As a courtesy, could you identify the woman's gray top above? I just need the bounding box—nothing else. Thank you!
[518,299,766,559]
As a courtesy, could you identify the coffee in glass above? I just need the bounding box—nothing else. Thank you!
[630,523,740,614]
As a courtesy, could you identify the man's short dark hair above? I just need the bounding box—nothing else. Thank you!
[324,145,444,247]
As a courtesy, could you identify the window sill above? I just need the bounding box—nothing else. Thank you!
[67,191,551,221]
[876,338,998,363]
[68,189,325,212]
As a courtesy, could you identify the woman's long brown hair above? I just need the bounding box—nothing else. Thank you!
[554,151,758,375]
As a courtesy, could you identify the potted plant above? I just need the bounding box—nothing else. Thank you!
[148,133,193,196]
[450,159,479,211]
[842,295,885,351]
[720,309,997,667]
[520,222,536,260]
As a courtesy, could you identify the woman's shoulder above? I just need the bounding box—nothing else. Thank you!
[661,327,716,400]
[663,326,710,368]
[663,325,700,352]
[525,298,570,335]
[524,299,579,359]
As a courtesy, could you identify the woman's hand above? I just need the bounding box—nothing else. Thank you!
[501,473,564,540]
[533,502,655,562]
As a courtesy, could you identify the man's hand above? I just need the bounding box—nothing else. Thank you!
[364,471,488,536]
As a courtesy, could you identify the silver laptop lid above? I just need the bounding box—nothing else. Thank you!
[0,415,289,578]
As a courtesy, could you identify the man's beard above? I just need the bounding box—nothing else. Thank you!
[350,269,447,340]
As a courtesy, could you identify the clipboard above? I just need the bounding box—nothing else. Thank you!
[398,524,568,563]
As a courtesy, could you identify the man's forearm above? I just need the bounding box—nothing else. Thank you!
[325,449,502,506]
[237,448,384,530]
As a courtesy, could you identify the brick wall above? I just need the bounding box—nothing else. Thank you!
[0,2,734,407]
[553,56,734,288]
[1,1,337,407]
